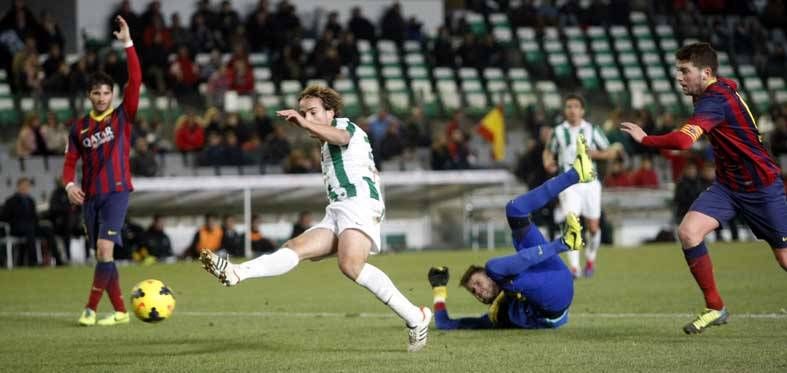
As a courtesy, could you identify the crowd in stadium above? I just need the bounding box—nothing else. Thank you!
[2,0,787,267]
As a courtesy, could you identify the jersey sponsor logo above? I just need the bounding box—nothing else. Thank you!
[82,126,115,149]
[107,230,118,236]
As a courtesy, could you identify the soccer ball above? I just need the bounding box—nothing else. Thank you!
[130,279,176,323]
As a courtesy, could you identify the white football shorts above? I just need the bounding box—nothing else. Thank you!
[555,179,602,221]
[306,198,385,253]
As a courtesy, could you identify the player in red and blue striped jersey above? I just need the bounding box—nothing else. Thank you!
[621,42,787,334]
[63,16,141,326]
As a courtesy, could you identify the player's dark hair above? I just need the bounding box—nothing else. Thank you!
[16,177,31,187]
[459,265,486,290]
[298,85,343,116]
[564,93,585,108]
[675,42,718,76]
[86,72,115,93]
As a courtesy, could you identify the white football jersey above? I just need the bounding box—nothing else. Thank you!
[320,117,383,204]
[548,120,610,172]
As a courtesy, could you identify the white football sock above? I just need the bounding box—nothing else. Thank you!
[355,263,423,327]
[585,231,601,263]
[235,248,299,281]
[566,249,580,271]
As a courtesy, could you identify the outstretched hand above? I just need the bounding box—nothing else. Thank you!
[620,122,647,143]
[428,266,449,287]
[113,16,131,44]
[276,109,305,127]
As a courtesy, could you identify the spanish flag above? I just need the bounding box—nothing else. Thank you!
[476,106,506,160]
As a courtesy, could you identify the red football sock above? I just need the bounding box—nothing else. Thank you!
[85,262,113,310]
[106,262,127,313]
[684,243,724,310]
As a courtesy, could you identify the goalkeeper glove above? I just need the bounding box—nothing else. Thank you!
[428,266,449,287]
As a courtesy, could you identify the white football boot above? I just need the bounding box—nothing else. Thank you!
[199,249,240,286]
[407,306,432,352]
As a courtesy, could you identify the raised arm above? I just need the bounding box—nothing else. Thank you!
[428,267,495,330]
[276,109,350,145]
[115,16,141,120]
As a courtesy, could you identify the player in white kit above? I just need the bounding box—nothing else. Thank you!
[200,86,432,352]
[542,94,622,278]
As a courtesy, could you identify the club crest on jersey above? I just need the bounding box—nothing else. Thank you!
[82,126,115,149]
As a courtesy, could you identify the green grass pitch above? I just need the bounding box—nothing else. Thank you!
[1,242,785,372]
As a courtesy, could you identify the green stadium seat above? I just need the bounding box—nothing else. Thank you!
[511,80,533,93]
[459,67,478,80]
[258,95,281,111]
[520,40,544,63]
[382,66,402,79]
[642,53,661,66]
[624,66,644,80]
[542,93,562,110]
[564,26,583,40]
[637,39,656,52]
[750,90,770,111]
[255,81,276,95]
[743,77,764,91]
[307,79,329,87]
[493,27,513,45]
[483,67,504,81]
[333,79,355,93]
[655,24,673,38]
[48,97,72,121]
[253,67,271,81]
[535,80,558,94]
[738,65,757,78]
[587,26,606,40]
[0,83,9,96]
[630,11,648,25]
[404,53,425,67]
[379,53,399,67]
[508,68,529,81]
[403,40,421,53]
[660,38,678,52]
[433,67,454,80]
[249,53,268,67]
[618,53,638,67]
[578,67,600,90]
[0,69,6,81]
[775,91,787,104]
[591,39,611,53]
[342,93,362,117]
[466,12,486,35]
[356,65,377,79]
[360,53,374,66]
[651,79,672,93]
[407,66,428,80]
[614,39,633,52]
[465,92,489,115]
[632,25,652,39]
[600,66,621,80]
[658,92,682,113]
[0,97,17,124]
[548,53,572,78]
[609,26,629,39]
[281,80,302,94]
[767,77,785,91]
[568,40,588,54]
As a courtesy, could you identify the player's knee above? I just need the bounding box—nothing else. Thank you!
[774,249,787,271]
[677,223,702,247]
[337,256,364,280]
[95,240,114,261]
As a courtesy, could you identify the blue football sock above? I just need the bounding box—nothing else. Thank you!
[506,169,579,218]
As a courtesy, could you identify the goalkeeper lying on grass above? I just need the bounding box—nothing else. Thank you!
[428,135,595,329]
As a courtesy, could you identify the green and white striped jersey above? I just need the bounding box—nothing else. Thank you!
[548,120,610,172]
[321,117,382,203]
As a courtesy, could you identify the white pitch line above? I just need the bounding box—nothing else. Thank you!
[1,311,786,319]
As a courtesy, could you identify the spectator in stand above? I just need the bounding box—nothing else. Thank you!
[314,46,342,82]
[348,6,375,41]
[227,58,254,94]
[245,7,273,52]
[290,211,314,239]
[336,31,360,68]
[15,112,46,157]
[130,137,159,177]
[190,12,224,53]
[223,130,247,166]
[141,17,172,93]
[206,63,230,107]
[516,126,553,188]
[250,214,276,254]
[252,102,274,141]
[203,106,223,135]
[102,50,127,88]
[770,115,787,158]
[43,111,67,154]
[263,125,291,166]
[603,159,633,188]
[42,43,63,77]
[478,34,504,69]
[224,112,251,144]
[42,61,71,97]
[673,162,704,224]
[170,12,190,49]
[456,33,480,68]
[38,11,65,51]
[184,213,223,259]
[242,134,263,165]
[221,214,244,257]
[217,0,241,42]
[107,0,141,43]
[324,11,342,36]
[1,0,39,47]
[432,26,455,67]
[285,148,314,173]
[406,16,424,42]
[431,133,451,170]
[48,176,82,263]
[380,2,406,44]
[367,108,401,151]
[380,121,405,163]
[630,156,660,188]
[147,214,173,260]
[169,45,200,105]
[0,178,38,266]
[402,106,432,149]
[445,127,471,170]
[198,131,225,167]
[140,0,165,33]
[272,43,304,81]
[191,0,218,30]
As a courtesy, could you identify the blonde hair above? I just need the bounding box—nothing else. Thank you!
[298,85,343,115]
